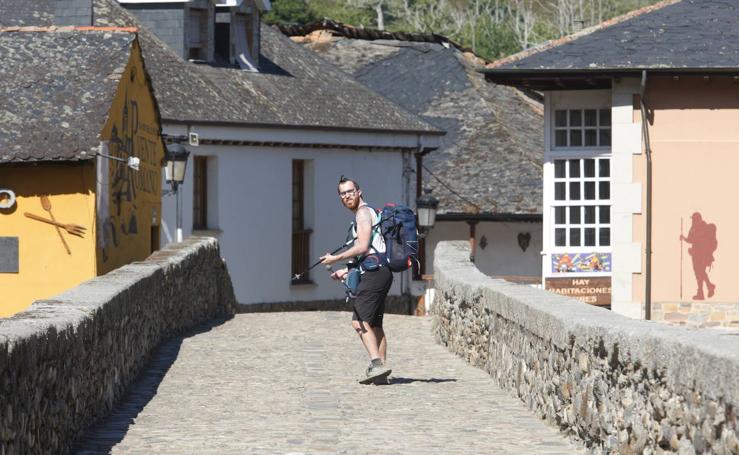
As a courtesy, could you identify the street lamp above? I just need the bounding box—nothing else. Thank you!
[416,188,439,238]
[164,143,190,242]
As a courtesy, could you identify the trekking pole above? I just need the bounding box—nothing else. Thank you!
[292,238,353,281]
[291,213,386,281]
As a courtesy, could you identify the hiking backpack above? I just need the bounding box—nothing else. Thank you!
[376,203,418,272]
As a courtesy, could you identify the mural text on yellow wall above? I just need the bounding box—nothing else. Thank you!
[99,45,163,267]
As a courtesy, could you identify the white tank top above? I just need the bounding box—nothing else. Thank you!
[351,204,385,256]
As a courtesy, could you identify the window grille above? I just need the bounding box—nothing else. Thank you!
[291,160,312,283]
[552,157,611,248]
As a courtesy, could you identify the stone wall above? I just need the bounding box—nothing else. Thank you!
[653,301,739,329]
[0,237,236,455]
[432,241,739,454]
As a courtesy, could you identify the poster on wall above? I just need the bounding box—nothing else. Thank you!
[545,277,611,306]
[551,253,611,273]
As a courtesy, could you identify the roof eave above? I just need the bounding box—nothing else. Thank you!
[482,67,739,90]
[162,117,446,136]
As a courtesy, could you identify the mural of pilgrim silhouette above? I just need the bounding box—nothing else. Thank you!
[679,212,717,300]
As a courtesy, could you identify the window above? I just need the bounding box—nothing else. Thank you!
[554,108,611,148]
[193,156,208,230]
[552,158,611,248]
[187,7,208,61]
[233,12,258,71]
[291,160,312,283]
[214,9,231,64]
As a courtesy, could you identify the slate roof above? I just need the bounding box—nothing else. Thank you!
[485,0,739,87]
[283,27,543,216]
[0,0,441,136]
[0,29,135,163]
[0,0,54,27]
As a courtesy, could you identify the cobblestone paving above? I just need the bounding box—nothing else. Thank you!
[75,312,584,455]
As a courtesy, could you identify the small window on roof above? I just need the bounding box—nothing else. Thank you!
[233,12,258,71]
[214,9,231,64]
[187,7,208,61]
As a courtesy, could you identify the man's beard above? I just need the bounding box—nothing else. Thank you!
[343,196,360,211]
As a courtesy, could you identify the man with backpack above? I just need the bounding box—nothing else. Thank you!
[320,176,393,385]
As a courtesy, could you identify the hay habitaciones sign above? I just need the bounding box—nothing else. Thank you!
[545,277,612,306]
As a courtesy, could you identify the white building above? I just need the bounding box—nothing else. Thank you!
[113,0,443,307]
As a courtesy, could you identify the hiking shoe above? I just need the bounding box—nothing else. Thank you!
[359,362,391,385]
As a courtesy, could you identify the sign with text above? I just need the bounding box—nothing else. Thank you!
[545,277,611,306]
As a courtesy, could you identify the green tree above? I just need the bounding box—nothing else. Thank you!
[309,0,377,28]
[264,0,319,25]
[266,0,663,59]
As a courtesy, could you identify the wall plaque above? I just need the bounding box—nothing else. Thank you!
[0,189,16,209]
[0,237,19,273]
[545,276,611,306]
[552,252,611,273]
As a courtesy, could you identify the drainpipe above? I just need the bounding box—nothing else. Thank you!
[416,148,425,277]
[401,147,416,313]
[640,71,653,320]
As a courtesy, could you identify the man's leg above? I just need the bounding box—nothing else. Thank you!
[352,320,381,360]
[352,268,392,383]
[374,327,386,363]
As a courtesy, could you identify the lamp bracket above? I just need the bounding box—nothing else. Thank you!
[97,152,140,170]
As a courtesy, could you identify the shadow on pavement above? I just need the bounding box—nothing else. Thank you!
[71,317,231,455]
[388,377,457,385]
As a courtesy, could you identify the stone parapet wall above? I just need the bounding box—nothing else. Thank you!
[0,237,236,455]
[432,241,739,454]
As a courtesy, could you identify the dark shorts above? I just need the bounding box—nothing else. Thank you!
[351,266,393,327]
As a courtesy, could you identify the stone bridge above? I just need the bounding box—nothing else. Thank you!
[1,238,737,454]
[73,312,582,454]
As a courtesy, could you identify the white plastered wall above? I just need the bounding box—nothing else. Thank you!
[160,133,414,305]
[610,78,643,319]
[424,220,543,277]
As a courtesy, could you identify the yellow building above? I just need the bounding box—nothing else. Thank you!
[0,27,164,317]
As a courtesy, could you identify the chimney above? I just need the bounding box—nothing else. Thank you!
[55,0,93,26]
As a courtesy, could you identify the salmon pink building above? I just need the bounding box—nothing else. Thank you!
[484,0,739,327]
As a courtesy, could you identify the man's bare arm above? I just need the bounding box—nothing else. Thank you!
[320,207,373,265]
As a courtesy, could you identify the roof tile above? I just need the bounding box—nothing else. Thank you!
[0,30,134,163]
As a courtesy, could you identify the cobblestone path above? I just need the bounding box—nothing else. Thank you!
[75,312,583,454]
